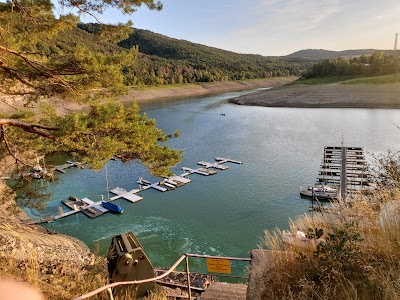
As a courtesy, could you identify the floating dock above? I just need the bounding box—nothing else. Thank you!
[61,196,87,210]
[181,167,217,176]
[301,146,371,201]
[169,176,191,186]
[54,161,83,173]
[80,198,109,218]
[109,187,143,203]
[32,157,242,223]
[214,157,243,164]
[197,161,229,170]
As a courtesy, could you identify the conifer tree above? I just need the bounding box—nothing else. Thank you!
[0,0,182,180]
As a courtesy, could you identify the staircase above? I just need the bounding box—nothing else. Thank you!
[200,282,247,300]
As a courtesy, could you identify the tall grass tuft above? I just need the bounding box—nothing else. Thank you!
[258,188,400,300]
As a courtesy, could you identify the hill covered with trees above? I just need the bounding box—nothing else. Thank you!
[304,50,400,78]
[78,24,311,86]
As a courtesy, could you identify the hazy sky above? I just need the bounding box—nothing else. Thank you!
[58,0,400,56]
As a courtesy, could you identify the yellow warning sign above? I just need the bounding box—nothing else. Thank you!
[206,258,231,274]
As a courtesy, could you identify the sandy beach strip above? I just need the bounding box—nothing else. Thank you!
[229,83,400,108]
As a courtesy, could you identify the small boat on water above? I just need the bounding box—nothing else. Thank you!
[101,201,124,213]
[300,185,339,201]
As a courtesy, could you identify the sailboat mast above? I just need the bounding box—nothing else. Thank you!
[105,165,110,201]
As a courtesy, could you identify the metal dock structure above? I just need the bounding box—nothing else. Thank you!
[317,146,371,199]
[301,146,371,201]
[32,157,243,223]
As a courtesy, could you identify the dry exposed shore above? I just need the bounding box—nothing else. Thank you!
[119,77,298,104]
[229,83,400,108]
[0,78,296,115]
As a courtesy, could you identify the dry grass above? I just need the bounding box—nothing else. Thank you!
[0,228,170,300]
[0,250,109,299]
[259,189,400,300]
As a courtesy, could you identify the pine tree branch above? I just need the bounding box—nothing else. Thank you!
[0,98,20,110]
[0,124,29,166]
[0,119,58,139]
[0,59,35,88]
[0,45,74,92]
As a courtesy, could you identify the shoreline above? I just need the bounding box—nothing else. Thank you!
[0,77,297,115]
[2,78,400,114]
[229,82,400,108]
[118,77,298,104]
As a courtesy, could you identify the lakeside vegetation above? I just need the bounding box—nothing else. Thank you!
[254,151,400,299]
[303,51,400,80]
[291,73,400,85]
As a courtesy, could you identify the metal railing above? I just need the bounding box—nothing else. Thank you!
[73,253,250,300]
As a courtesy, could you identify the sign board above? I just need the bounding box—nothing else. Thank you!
[206,258,231,274]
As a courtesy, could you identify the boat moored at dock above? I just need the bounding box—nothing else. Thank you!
[300,185,339,200]
[33,156,243,223]
[101,201,124,213]
[301,146,371,201]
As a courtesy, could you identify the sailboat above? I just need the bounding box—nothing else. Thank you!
[30,157,48,179]
[102,165,124,213]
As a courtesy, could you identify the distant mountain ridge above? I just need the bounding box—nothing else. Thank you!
[117,28,307,70]
[120,28,399,62]
[285,49,399,60]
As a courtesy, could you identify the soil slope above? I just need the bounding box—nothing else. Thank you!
[229,83,400,108]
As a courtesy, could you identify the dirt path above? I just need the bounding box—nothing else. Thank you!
[229,83,400,108]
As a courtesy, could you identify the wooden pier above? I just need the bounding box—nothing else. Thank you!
[32,157,242,223]
[54,161,84,173]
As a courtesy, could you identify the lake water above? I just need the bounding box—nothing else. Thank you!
[24,89,400,273]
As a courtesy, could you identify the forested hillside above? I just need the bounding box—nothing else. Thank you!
[78,24,311,86]
[304,50,400,78]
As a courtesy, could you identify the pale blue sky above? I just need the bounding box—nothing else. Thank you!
[55,0,400,56]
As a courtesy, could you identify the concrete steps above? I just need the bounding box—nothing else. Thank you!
[200,282,247,300]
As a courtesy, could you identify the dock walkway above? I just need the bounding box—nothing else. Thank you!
[53,161,84,173]
[33,157,242,223]
[109,187,143,203]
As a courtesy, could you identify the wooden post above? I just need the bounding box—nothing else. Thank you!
[106,288,114,300]
[185,256,192,300]
[340,146,347,201]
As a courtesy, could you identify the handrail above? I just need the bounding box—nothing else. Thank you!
[186,253,251,261]
[73,253,250,300]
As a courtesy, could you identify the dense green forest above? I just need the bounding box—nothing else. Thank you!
[78,24,311,86]
[305,50,400,78]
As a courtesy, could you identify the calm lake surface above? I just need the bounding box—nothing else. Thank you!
[24,89,400,272]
